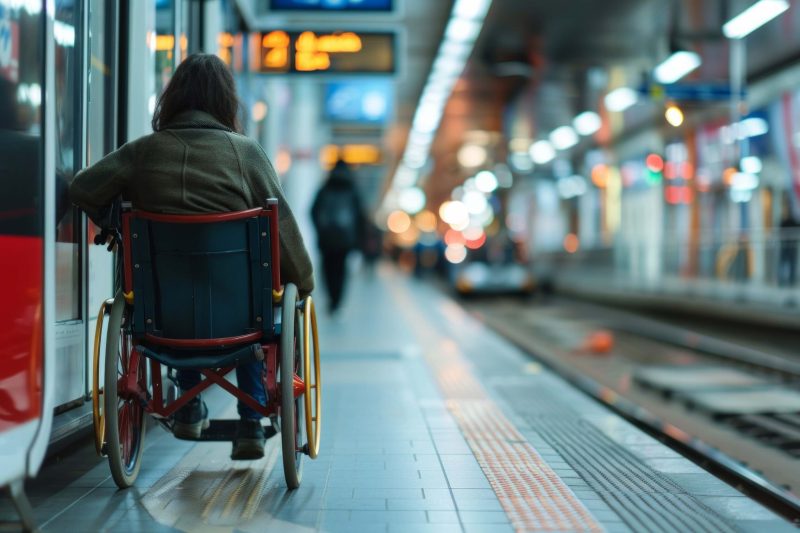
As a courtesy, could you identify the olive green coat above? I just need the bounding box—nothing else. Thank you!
[69,110,314,296]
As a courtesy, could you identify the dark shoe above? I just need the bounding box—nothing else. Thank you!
[172,398,209,439]
[231,419,265,460]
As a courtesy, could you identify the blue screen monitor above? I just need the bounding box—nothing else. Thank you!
[270,0,393,11]
[325,80,393,123]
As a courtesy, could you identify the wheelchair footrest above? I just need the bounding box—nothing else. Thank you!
[175,419,278,442]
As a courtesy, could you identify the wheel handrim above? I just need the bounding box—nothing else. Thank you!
[92,299,113,455]
[303,297,321,459]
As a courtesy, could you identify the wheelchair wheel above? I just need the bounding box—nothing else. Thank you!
[303,297,321,459]
[280,283,305,489]
[104,291,146,488]
[92,299,113,456]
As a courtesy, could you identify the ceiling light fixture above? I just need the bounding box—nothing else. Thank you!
[529,140,556,165]
[385,2,493,208]
[654,50,701,84]
[573,111,601,136]
[549,126,579,150]
[445,18,482,43]
[604,87,638,113]
[453,0,492,20]
[723,0,789,39]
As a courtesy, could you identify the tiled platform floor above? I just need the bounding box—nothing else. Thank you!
[0,267,794,532]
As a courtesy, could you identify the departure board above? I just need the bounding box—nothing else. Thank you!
[270,0,393,11]
[252,31,395,74]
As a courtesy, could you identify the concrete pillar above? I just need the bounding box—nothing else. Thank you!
[283,79,328,263]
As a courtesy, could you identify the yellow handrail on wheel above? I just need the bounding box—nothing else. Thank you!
[303,297,322,459]
[92,299,114,455]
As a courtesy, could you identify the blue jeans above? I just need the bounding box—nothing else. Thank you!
[176,360,266,420]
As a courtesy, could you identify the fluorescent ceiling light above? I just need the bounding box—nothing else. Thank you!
[445,18,482,43]
[475,170,499,193]
[413,114,442,133]
[408,131,434,145]
[549,126,579,150]
[723,0,789,39]
[740,156,763,174]
[439,40,471,59]
[432,56,464,77]
[738,117,769,138]
[529,140,556,164]
[573,111,601,136]
[453,0,491,20]
[654,50,701,84]
[398,187,427,214]
[731,172,759,191]
[386,1,493,203]
[393,166,418,187]
[604,87,638,112]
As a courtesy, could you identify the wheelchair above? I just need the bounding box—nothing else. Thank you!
[90,200,321,490]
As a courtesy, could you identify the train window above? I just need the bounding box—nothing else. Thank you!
[87,0,115,165]
[54,0,82,322]
[0,4,43,237]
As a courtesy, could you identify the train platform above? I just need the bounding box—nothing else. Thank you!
[0,268,794,533]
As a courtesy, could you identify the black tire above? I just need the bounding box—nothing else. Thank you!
[105,291,146,488]
[280,283,305,489]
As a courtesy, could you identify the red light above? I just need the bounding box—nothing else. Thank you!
[664,162,677,180]
[665,185,694,205]
[680,162,694,179]
[564,233,579,253]
[465,234,487,250]
[645,154,664,173]
[444,229,465,246]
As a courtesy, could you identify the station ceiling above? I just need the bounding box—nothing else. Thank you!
[235,0,800,206]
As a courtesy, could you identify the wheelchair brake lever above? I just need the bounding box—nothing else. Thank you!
[93,228,122,251]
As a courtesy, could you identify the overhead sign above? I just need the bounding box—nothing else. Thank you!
[270,0,393,12]
[252,30,395,74]
[324,80,393,123]
[640,83,746,102]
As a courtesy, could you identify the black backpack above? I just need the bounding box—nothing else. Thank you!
[314,186,359,251]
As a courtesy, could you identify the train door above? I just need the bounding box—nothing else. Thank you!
[51,0,87,413]
[84,0,118,408]
[51,0,117,424]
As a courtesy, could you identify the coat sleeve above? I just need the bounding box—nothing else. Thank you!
[248,143,315,298]
[69,140,138,221]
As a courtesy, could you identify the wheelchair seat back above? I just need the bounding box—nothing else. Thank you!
[126,209,274,346]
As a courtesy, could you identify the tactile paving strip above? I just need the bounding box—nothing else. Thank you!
[501,381,738,533]
[394,290,604,533]
[451,400,602,532]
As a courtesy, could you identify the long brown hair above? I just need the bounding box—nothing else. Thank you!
[151,53,241,132]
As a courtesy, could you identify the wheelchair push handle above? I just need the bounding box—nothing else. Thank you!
[92,198,131,251]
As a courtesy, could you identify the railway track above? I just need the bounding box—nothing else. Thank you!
[467,297,800,523]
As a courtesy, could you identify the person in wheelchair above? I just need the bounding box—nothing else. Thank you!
[69,54,314,460]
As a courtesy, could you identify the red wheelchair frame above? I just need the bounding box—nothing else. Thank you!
[92,202,321,490]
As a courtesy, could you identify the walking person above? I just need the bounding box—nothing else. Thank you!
[311,160,365,314]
